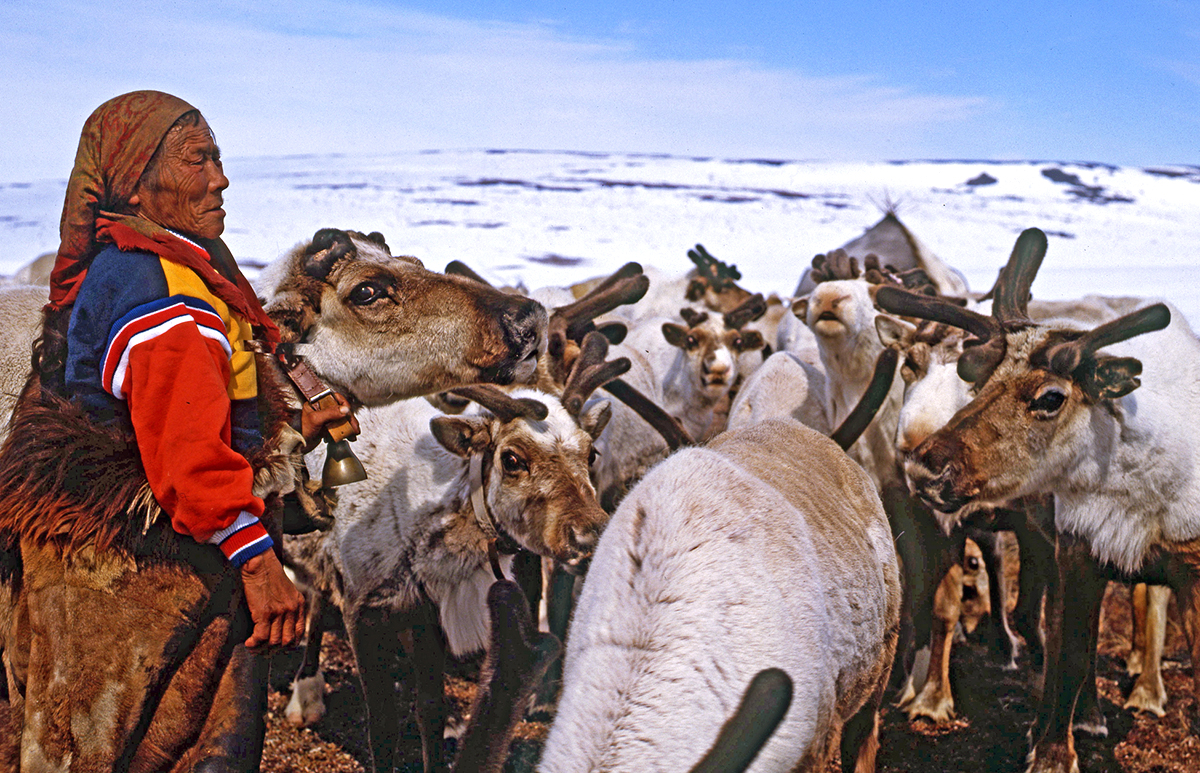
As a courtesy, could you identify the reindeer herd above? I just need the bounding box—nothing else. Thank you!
[0,210,1196,773]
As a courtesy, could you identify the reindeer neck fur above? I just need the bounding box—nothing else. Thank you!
[988,313,1200,574]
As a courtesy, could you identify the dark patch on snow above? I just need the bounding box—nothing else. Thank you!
[1041,167,1134,205]
[411,219,456,227]
[696,194,760,203]
[464,222,506,229]
[546,225,570,232]
[966,173,998,186]
[527,254,587,267]
[725,158,789,167]
[293,182,370,190]
[1043,230,1076,239]
[1144,166,1200,181]
[1,183,32,190]
[414,198,480,206]
[458,178,586,193]
[824,201,851,209]
[768,189,812,200]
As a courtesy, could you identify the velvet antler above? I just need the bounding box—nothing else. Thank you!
[723,293,767,331]
[448,385,549,423]
[560,332,632,417]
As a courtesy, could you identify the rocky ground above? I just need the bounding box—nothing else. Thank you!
[261,581,1199,773]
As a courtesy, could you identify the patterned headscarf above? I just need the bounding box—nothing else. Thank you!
[46,91,277,341]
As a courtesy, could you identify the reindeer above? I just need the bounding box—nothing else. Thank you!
[539,417,901,773]
[876,227,1197,773]
[623,295,768,442]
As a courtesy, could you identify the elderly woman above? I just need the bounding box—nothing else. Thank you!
[0,91,349,771]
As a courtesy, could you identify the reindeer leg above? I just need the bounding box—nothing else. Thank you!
[346,605,405,773]
[410,604,450,773]
[907,561,961,723]
[533,560,577,712]
[285,592,327,728]
[1173,572,1200,735]
[1028,534,1107,773]
[974,529,1020,669]
[1010,502,1055,672]
[1128,583,1148,675]
[1124,584,1169,717]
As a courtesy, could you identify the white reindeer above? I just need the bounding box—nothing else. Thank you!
[876,227,1199,773]
[539,418,901,773]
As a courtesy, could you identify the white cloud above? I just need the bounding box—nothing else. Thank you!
[1,0,998,181]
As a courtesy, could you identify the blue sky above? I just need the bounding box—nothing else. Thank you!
[2,0,1197,182]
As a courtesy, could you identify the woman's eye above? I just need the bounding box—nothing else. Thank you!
[348,282,384,305]
[501,450,527,474]
[1030,389,1067,416]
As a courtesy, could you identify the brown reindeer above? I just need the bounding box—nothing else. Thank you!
[876,228,1196,773]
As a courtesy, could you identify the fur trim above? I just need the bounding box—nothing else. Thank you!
[0,389,162,556]
[0,361,301,558]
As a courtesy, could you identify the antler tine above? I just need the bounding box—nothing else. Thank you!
[829,348,898,451]
[723,293,767,330]
[875,285,1007,384]
[680,307,708,328]
[1046,303,1172,376]
[991,228,1048,323]
[561,331,631,416]
[875,286,999,342]
[449,385,549,423]
[549,272,650,344]
[583,261,644,299]
[445,260,494,287]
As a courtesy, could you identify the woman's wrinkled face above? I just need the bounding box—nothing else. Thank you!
[133,115,229,240]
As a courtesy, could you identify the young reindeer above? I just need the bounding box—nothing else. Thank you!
[282,337,624,773]
[623,295,768,442]
[876,228,1196,773]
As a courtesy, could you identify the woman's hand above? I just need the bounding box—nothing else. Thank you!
[300,391,361,452]
[240,549,306,648]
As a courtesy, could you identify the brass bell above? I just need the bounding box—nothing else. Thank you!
[311,392,367,487]
[322,437,367,487]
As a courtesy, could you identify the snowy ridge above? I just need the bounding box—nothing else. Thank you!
[2,150,1198,325]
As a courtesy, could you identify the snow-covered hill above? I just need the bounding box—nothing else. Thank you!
[3,150,1198,325]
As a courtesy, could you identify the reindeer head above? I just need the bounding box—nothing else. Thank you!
[876,229,1171,527]
[875,317,973,455]
[261,228,547,405]
[429,335,625,566]
[662,296,767,397]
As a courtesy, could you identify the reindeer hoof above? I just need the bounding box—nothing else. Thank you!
[285,673,327,727]
[1123,675,1167,718]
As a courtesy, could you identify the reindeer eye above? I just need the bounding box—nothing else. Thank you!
[500,450,528,475]
[686,335,697,349]
[1029,388,1068,417]
[588,447,599,466]
[348,281,386,305]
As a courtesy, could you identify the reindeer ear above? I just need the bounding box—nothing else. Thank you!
[791,298,808,322]
[662,322,689,349]
[1078,356,1144,401]
[579,399,612,440]
[737,330,766,352]
[264,289,316,344]
[875,314,916,349]
[430,416,492,458]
